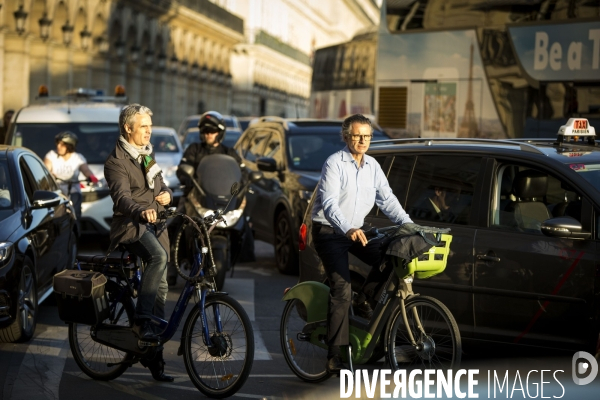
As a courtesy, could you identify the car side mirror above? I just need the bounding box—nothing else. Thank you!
[541,216,591,240]
[178,164,195,178]
[250,171,263,182]
[256,157,277,172]
[32,190,61,209]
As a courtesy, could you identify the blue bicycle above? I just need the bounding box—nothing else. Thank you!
[67,183,254,398]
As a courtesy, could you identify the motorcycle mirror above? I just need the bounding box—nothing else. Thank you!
[178,164,195,177]
[230,181,240,196]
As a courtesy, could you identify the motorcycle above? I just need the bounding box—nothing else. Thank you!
[176,154,260,290]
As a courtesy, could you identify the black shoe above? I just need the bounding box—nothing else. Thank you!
[353,299,373,320]
[326,355,345,374]
[132,320,159,342]
[141,351,174,382]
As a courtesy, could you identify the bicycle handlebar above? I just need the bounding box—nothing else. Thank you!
[364,223,451,244]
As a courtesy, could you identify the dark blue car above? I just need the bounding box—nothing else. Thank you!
[0,146,77,342]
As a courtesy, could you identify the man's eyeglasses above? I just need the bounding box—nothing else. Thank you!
[347,134,373,142]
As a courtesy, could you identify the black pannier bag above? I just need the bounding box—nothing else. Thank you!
[53,269,109,325]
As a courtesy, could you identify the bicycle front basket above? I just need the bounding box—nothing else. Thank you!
[392,233,453,279]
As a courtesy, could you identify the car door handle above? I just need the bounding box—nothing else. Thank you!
[477,254,501,262]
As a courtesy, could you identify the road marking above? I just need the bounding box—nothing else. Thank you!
[8,325,69,400]
[223,278,272,360]
[234,266,273,276]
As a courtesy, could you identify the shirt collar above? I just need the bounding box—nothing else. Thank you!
[341,146,369,166]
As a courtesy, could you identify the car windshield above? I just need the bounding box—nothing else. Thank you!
[569,163,600,192]
[183,130,241,150]
[11,123,119,164]
[150,133,179,153]
[286,129,389,172]
[186,116,237,129]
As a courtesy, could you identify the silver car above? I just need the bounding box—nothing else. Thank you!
[150,126,183,202]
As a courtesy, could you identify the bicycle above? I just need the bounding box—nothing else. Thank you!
[280,225,461,382]
[65,182,254,398]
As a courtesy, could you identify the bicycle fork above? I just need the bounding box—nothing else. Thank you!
[397,277,425,348]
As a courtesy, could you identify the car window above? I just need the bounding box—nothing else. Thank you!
[0,161,13,211]
[24,155,54,192]
[19,157,37,203]
[151,134,179,153]
[242,130,271,163]
[264,132,284,167]
[491,164,582,234]
[287,134,345,171]
[367,155,391,217]
[406,156,481,225]
[387,155,416,206]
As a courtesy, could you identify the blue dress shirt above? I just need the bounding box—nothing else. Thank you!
[312,146,412,234]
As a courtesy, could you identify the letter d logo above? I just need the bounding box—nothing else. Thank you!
[572,351,598,385]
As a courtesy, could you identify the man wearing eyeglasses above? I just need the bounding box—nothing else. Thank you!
[311,114,413,374]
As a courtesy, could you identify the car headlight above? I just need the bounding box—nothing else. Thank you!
[298,190,313,201]
[0,242,14,268]
[164,165,177,178]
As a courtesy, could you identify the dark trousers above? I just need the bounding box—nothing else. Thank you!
[125,226,168,320]
[312,224,388,349]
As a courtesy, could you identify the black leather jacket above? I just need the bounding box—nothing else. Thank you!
[177,142,242,196]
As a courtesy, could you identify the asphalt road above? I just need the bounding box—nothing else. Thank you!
[1,236,599,399]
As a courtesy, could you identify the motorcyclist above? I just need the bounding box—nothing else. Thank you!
[176,111,241,195]
[168,111,252,286]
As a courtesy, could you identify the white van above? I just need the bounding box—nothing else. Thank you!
[6,88,124,235]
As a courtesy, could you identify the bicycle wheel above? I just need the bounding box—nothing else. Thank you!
[280,299,330,383]
[182,295,254,399]
[386,296,461,370]
[68,280,136,380]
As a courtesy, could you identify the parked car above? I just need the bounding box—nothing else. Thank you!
[0,145,77,342]
[177,114,241,142]
[150,126,183,203]
[234,117,390,275]
[182,126,242,151]
[299,118,600,354]
[6,87,125,235]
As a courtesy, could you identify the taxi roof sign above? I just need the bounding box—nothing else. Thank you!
[557,118,596,145]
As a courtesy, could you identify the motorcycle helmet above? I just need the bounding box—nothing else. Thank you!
[55,131,78,147]
[198,111,226,143]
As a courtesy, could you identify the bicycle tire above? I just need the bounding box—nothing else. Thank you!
[182,295,254,398]
[68,280,136,380]
[386,296,461,371]
[280,299,331,383]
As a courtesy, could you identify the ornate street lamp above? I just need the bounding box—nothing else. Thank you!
[80,27,92,50]
[145,50,154,66]
[62,22,74,46]
[190,62,199,78]
[38,14,52,40]
[169,55,179,73]
[114,40,125,59]
[157,53,167,70]
[130,46,140,63]
[95,36,109,53]
[14,5,28,35]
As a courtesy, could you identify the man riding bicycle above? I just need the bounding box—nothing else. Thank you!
[104,104,174,382]
[311,114,413,374]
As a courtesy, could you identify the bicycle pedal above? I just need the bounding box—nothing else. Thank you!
[138,340,161,347]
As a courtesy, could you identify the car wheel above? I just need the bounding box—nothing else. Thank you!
[275,211,299,275]
[0,257,37,343]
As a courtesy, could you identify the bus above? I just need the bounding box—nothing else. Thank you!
[310,0,600,139]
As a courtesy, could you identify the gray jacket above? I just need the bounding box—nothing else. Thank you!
[104,141,173,258]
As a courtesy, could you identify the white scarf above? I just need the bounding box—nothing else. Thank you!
[118,136,162,189]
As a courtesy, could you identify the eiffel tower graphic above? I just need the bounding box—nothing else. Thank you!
[458,43,480,138]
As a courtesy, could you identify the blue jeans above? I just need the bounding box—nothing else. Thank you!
[125,226,168,320]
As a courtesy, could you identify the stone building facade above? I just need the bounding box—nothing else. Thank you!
[0,0,379,128]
